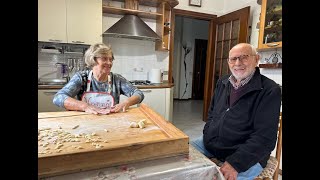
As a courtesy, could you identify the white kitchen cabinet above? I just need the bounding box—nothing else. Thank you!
[141,88,166,118]
[66,0,102,45]
[139,88,173,122]
[38,0,102,44]
[119,88,173,122]
[38,90,66,112]
[38,0,67,43]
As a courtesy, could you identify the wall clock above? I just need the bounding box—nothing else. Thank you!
[189,0,201,7]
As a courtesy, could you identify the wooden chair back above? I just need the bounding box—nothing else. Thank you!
[273,112,282,180]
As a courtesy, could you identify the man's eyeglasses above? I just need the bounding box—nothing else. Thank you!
[227,54,255,64]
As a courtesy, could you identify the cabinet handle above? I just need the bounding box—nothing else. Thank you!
[266,43,279,47]
[44,91,58,95]
[48,39,62,42]
[141,90,152,93]
[72,41,85,44]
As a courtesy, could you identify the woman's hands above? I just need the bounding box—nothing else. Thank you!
[64,95,140,115]
[110,100,129,113]
[84,104,111,115]
[64,97,111,115]
[110,95,141,113]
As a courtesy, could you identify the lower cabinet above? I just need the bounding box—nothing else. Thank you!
[38,90,66,112]
[120,88,173,122]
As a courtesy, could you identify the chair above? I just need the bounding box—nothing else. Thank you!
[255,112,282,180]
[211,113,282,180]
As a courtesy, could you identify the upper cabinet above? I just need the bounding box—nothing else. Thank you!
[38,0,67,43]
[102,0,178,51]
[38,0,102,45]
[67,0,102,45]
[258,0,282,50]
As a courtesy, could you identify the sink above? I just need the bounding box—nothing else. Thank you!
[38,78,67,85]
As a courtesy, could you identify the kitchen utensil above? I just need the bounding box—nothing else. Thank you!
[55,63,68,79]
[148,69,161,83]
[271,56,278,63]
[67,58,74,73]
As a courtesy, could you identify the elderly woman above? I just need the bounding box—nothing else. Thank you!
[53,43,144,115]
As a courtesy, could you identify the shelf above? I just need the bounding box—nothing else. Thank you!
[110,0,179,8]
[264,25,282,33]
[257,46,282,52]
[103,5,162,19]
[258,0,282,50]
[259,63,282,68]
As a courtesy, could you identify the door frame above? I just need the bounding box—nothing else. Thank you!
[169,9,217,121]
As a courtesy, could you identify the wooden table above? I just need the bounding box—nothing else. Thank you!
[38,104,189,178]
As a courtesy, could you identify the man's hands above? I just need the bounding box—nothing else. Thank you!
[220,161,238,180]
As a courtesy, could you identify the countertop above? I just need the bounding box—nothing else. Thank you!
[38,82,174,90]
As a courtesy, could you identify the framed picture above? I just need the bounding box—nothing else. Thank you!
[189,0,201,7]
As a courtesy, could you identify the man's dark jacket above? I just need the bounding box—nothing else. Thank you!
[203,67,281,173]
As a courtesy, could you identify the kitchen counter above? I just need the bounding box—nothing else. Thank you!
[38,82,174,90]
[134,82,174,89]
[38,85,65,89]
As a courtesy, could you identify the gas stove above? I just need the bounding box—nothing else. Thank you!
[129,80,153,86]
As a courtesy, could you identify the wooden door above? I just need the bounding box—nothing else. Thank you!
[203,7,250,121]
[192,39,207,100]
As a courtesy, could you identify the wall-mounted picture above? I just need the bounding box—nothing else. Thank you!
[189,0,201,7]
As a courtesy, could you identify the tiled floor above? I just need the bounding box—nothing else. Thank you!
[171,99,282,180]
[171,99,205,141]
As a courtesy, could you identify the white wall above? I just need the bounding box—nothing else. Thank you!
[175,0,224,16]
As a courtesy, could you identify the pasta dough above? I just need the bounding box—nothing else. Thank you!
[130,122,139,128]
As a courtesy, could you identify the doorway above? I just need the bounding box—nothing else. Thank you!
[172,16,210,100]
[169,7,250,121]
[192,39,207,100]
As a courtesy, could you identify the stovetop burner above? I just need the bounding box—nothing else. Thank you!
[130,80,152,85]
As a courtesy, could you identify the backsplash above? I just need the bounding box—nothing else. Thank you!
[103,37,169,81]
[38,42,88,80]
[38,38,169,82]
[258,50,282,86]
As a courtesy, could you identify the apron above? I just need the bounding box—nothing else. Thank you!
[81,70,114,109]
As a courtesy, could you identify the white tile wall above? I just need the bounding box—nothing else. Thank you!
[258,50,282,86]
[38,43,87,80]
[103,37,169,81]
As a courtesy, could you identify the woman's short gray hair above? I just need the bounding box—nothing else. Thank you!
[84,43,114,68]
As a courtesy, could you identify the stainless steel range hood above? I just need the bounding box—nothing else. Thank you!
[103,14,161,41]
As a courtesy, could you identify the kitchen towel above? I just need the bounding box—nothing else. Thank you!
[148,69,161,83]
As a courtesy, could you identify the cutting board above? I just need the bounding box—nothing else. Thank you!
[38,103,189,178]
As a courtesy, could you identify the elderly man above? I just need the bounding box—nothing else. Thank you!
[192,43,281,180]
